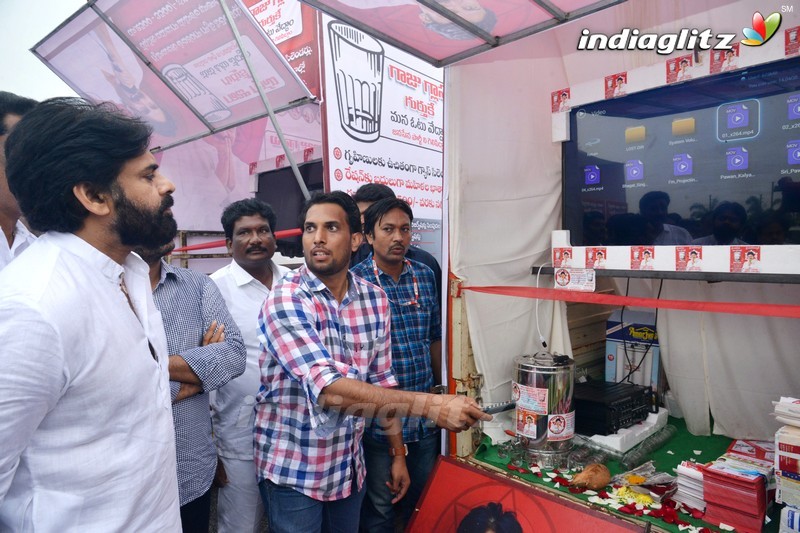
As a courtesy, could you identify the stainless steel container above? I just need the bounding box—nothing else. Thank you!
[512,351,575,469]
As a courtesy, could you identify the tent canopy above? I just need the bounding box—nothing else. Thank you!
[33,0,314,152]
[301,0,627,67]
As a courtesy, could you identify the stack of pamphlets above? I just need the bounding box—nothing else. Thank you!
[672,460,705,511]
[774,397,800,428]
[703,439,774,533]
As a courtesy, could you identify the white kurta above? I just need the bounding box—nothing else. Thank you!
[0,220,36,271]
[210,259,290,460]
[0,232,180,532]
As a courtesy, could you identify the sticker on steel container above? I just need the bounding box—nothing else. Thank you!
[513,382,548,415]
[516,408,541,439]
[547,411,575,441]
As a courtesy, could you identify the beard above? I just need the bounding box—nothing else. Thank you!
[112,187,178,249]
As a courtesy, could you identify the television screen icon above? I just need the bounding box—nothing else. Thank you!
[584,165,601,185]
[673,153,692,176]
[788,94,800,120]
[625,159,644,180]
[726,103,749,129]
[788,141,800,165]
[726,147,749,170]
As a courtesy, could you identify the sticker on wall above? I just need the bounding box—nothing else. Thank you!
[552,247,573,268]
[676,246,703,271]
[551,88,571,113]
[631,246,655,270]
[732,245,762,273]
[666,54,694,84]
[604,72,627,99]
[586,247,607,269]
[787,26,800,56]
[554,268,596,292]
[710,43,740,74]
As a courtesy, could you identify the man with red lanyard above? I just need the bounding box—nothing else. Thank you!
[351,197,442,532]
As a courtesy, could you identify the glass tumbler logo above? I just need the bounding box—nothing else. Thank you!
[328,22,385,143]
[584,165,601,185]
[726,103,749,128]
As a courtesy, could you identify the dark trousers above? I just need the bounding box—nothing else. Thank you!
[180,488,212,533]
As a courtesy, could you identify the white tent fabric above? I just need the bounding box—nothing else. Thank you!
[446,49,571,405]
[447,0,800,439]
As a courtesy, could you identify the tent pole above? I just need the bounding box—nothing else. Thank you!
[218,0,311,201]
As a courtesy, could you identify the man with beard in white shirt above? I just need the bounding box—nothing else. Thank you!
[0,98,181,531]
[210,198,290,533]
[0,91,37,271]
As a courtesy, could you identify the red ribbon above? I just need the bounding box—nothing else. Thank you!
[172,228,302,253]
[458,285,800,319]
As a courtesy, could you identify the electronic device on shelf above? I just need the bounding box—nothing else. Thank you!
[573,381,652,436]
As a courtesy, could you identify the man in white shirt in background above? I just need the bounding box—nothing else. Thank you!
[210,198,290,533]
[0,98,181,531]
[0,91,37,271]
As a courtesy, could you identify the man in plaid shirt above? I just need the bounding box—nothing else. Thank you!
[254,191,489,533]
[351,197,441,531]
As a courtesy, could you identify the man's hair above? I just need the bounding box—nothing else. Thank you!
[457,502,522,533]
[220,198,277,240]
[299,190,361,234]
[639,190,671,212]
[0,91,37,135]
[352,183,396,204]
[5,97,152,233]
[712,201,747,224]
[362,197,413,236]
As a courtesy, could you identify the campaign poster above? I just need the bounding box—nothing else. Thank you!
[733,245,761,273]
[605,72,627,99]
[787,26,800,56]
[586,247,607,269]
[245,0,322,98]
[666,53,693,84]
[631,246,654,270]
[322,15,444,262]
[553,247,574,268]
[676,246,703,271]
[551,87,570,113]
[710,43,740,74]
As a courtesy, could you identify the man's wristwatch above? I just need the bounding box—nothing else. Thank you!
[388,444,408,457]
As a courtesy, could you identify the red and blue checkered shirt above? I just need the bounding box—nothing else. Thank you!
[254,266,398,501]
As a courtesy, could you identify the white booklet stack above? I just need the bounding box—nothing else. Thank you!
[672,460,706,511]
[774,397,800,428]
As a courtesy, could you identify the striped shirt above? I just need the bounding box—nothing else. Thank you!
[152,260,247,505]
[254,266,397,501]
[351,256,441,444]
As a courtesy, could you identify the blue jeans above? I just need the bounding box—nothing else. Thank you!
[360,431,439,532]
[259,478,365,533]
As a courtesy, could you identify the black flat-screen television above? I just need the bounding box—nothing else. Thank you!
[563,57,800,249]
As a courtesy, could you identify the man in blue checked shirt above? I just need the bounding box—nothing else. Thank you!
[352,197,442,532]
[136,241,246,533]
